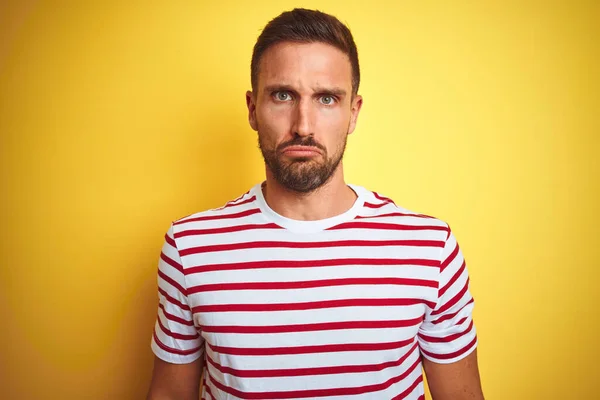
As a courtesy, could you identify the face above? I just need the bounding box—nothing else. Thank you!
[246,41,362,193]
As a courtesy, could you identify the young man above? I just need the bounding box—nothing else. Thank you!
[147,8,483,400]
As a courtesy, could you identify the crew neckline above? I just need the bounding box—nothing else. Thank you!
[252,181,366,234]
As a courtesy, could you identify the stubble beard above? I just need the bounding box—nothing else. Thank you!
[258,133,347,194]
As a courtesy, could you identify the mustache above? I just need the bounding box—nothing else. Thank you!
[277,137,326,153]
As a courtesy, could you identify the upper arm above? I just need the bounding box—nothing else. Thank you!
[147,223,206,399]
[418,227,483,399]
[422,349,483,400]
[147,355,204,400]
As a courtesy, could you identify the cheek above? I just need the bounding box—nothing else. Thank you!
[317,105,350,127]
[256,109,284,148]
[257,106,292,140]
[317,108,351,142]
[258,102,293,125]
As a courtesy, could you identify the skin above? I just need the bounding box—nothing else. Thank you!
[146,357,203,400]
[248,41,363,221]
[424,350,484,399]
[147,40,484,400]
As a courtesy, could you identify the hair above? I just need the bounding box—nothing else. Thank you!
[250,8,360,96]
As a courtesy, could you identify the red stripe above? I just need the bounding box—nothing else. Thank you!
[372,191,396,205]
[180,239,444,256]
[222,195,256,209]
[204,375,219,399]
[418,320,474,344]
[173,208,261,225]
[199,316,424,334]
[328,222,449,232]
[231,190,250,202]
[208,337,415,356]
[420,335,477,361]
[440,242,459,272]
[222,190,251,206]
[157,315,199,340]
[164,233,177,249]
[204,381,213,399]
[175,192,251,224]
[357,212,434,220]
[158,287,190,311]
[363,201,390,209]
[152,331,202,356]
[176,223,282,237]
[160,251,183,274]
[185,257,439,275]
[206,342,419,378]
[187,277,438,294]
[208,356,422,399]
[391,374,424,399]
[194,298,435,313]
[440,260,466,297]
[431,278,470,316]
[432,299,474,325]
[158,269,187,296]
[159,303,194,326]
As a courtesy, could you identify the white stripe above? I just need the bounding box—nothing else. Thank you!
[198,304,425,326]
[186,264,439,285]
[206,345,421,393]
[189,284,438,305]
[183,245,441,267]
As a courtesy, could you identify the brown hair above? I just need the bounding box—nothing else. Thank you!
[251,8,360,96]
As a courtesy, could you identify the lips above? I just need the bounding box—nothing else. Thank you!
[282,146,322,157]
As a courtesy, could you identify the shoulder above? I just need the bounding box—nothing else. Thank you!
[354,184,451,237]
[169,188,259,236]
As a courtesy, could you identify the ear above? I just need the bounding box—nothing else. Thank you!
[347,94,363,135]
[246,90,258,131]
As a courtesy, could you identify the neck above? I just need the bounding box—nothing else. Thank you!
[262,164,357,221]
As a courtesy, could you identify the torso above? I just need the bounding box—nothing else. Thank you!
[172,183,449,399]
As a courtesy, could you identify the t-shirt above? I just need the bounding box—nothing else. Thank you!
[150,182,477,399]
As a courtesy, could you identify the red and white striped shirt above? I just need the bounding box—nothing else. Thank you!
[151,182,477,399]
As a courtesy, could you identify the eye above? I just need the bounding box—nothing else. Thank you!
[274,91,292,101]
[320,95,336,105]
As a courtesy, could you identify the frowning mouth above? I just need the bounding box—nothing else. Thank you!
[281,146,322,157]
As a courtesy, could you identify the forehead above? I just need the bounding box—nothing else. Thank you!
[257,41,352,91]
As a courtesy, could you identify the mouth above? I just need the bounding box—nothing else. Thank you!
[281,146,322,158]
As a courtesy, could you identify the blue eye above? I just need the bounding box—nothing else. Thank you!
[275,92,292,101]
[320,96,335,105]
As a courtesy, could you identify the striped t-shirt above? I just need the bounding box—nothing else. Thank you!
[151,182,477,399]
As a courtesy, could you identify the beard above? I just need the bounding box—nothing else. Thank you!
[258,133,347,194]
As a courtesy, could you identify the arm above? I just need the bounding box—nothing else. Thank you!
[146,356,204,400]
[418,227,484,399]
[147,223,206,399]
[423,349,484,400]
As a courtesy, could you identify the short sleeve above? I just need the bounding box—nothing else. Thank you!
[150,223,205,364]
[418,228,478,364]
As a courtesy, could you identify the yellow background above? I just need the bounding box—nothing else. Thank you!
[1,1,598,399]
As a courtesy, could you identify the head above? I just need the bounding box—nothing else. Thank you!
[246,8,363,193]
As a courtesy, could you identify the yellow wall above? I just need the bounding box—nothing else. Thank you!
[1,1,598,398]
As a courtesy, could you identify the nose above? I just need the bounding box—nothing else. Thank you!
[291,99,314,137]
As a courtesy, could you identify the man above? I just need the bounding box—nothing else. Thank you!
[147,8,483,400]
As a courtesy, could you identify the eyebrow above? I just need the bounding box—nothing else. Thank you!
[264,84,347,97]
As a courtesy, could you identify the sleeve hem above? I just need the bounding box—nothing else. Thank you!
[151,339,203,365]
[420,338,478,365]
